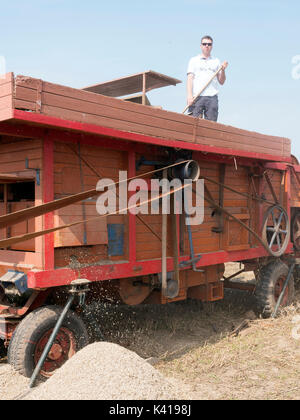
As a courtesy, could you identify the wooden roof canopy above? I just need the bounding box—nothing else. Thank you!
[82,70,182,105]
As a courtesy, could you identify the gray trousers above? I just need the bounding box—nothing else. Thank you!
[188,95,219,121]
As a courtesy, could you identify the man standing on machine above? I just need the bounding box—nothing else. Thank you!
[187,35,228,121]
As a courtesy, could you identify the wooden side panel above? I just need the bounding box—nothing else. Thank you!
[135,214,177,261]
[134,159,255,261]
[134,158,221,261]
[187,162,221,254]
[13,74,291,158]
[53,142,128,252]
[54,203,107,247]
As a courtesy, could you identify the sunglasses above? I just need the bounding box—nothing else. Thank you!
[202,43,212,46]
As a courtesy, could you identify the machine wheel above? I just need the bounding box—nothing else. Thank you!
[255,260,294,318]
[262,205,290,257]
[7,305,89,379]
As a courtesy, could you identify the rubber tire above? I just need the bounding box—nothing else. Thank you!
[255,260,295,318]
[7,305,89,378]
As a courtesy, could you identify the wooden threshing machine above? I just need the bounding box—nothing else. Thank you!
[0,70,299,378]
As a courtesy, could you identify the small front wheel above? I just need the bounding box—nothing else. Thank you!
[7,305,89,378]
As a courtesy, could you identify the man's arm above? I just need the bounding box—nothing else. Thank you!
[217,61,228,85]
[187,73,194,105]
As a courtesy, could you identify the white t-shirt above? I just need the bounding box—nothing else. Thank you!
[187,55,221,97]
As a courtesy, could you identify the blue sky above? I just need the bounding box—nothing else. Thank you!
[1,0,299,156]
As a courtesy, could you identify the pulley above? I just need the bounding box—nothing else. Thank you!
[168,160,200,182]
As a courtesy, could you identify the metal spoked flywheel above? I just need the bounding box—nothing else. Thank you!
[262,205,290,257]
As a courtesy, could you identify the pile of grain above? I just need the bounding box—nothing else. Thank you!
[0,365,29,400]
[25,342,182,400]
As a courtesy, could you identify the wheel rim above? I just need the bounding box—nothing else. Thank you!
[262,205,290,257]
[274,275,289,306]
[34,327,76,378]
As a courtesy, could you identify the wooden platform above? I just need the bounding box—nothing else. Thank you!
[82,70,182,97]
[0,72,291,159]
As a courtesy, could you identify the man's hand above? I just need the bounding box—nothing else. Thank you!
[218,61,228,85]
[221,61,228,70]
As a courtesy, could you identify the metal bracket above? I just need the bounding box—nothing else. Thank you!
[180,221,204,272]
[69,278,91,307]
[180,255,202,268]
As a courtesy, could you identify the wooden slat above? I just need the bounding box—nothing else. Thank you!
[54,151,124,168]
[15,85,37,103]
[55,141,125,159]
[42,91,194,136]
[196,125,283,152]
[0,172,35,182]
[0,148,41,164]
[195,134,282,155]
[41,104,194,144]
[0,160,38,173]
[14,99,36,112]
[0,139,42,153]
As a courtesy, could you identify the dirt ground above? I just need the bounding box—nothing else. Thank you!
[1,263,300,400]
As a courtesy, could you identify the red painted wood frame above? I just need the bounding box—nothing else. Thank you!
[27,244,294,289]
[43,133,54,270]
[128,150,136,263]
